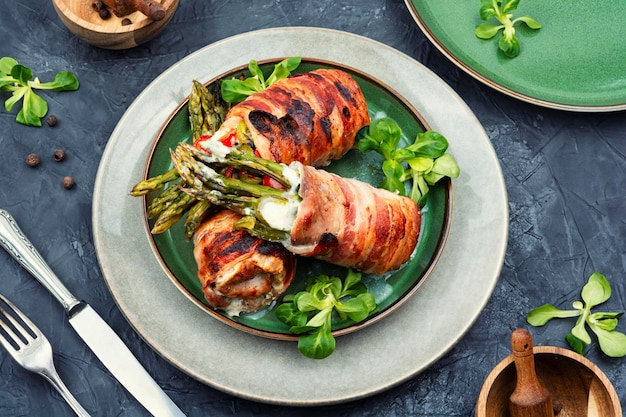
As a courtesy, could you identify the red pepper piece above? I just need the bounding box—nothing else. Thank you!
[263,176,285,190]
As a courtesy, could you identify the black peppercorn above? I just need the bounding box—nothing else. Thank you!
[63,176,75,189]
[46,114,58,127]
[26,153,40,167]
[53,149,66,162]
[121,18,132,26]
[99,7,111,19]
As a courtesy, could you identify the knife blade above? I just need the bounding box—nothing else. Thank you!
[0,209,186,417]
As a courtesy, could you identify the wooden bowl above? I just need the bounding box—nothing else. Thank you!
[476,346,622,417]
[52,0,178,50]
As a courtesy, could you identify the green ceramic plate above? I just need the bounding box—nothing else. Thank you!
[144,59,452,340]
[405,0,626,111]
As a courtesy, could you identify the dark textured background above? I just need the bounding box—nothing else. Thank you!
[0,1,624,416]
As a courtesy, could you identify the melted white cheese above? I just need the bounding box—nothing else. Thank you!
[282,164,301,193]
[200,139,232,160]
[257,163,301,231]
[258,196,300,232]
[224,300,246,317]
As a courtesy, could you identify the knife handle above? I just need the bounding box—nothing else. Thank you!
[0,209,82,313]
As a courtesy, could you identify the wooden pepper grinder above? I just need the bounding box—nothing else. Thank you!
[508,329,555,417]
[100,0,166,21]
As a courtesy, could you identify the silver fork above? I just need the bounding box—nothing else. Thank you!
[0,294,90,416]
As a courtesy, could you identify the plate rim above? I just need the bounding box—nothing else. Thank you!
[141,57,454,341]
[404,0,626,112]
[92,26,508,406]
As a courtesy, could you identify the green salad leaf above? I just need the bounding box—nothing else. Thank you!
[357,117,460,206]
[276,269,378,359]
[0,57,79,127]
[220,57,301,103]
[475,0,541,58]
[527,272,626,357]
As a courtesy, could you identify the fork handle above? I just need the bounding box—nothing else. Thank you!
[41,368,91,417]
[0,209,82,314]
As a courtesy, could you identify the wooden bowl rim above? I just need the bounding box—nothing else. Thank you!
[52,0,176,34]
[475,345,622,416]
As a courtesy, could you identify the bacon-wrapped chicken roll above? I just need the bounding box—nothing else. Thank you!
[173,142,421,276]
[197,68,370,167]
[193,210,296,316]
[284,163,421,275]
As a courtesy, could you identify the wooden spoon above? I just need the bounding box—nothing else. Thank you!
[508,329,555,417]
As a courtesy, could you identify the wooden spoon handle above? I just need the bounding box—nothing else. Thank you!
[508,329,555,417]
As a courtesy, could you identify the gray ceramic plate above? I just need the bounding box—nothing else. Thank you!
[93,27,508,405]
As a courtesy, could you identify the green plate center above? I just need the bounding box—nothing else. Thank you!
[144,60,452,339]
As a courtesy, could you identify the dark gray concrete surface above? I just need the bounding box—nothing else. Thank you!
[0,1,624,416]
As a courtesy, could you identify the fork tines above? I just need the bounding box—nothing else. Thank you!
[0,294,91,416]
[0,294,40,352]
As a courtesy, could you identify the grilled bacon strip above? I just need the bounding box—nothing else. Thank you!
[193,210,296,315]
[284,163,421,275]
[200,68,370,167]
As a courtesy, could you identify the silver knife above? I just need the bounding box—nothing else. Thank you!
[0,209,186,417]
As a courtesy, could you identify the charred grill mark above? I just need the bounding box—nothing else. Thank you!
[320,232,338,245]
[219,232,258,256]
[284,115,309,145]
[257,240,287,256]
[207,259,220,274]
[310,232,339,257]
[273,96,315,146]
[268,115,309,162]
[204,230,235,273]
[334,81,359,107]
[308,72,324,82]
[204,231,255,274]
[249,111,310,145]
[319,116,332,143]
[248,110,278,135]
[276,114,308,145]
[278,115,304,144]
[210,229,237,247]
[286,98,314,125]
